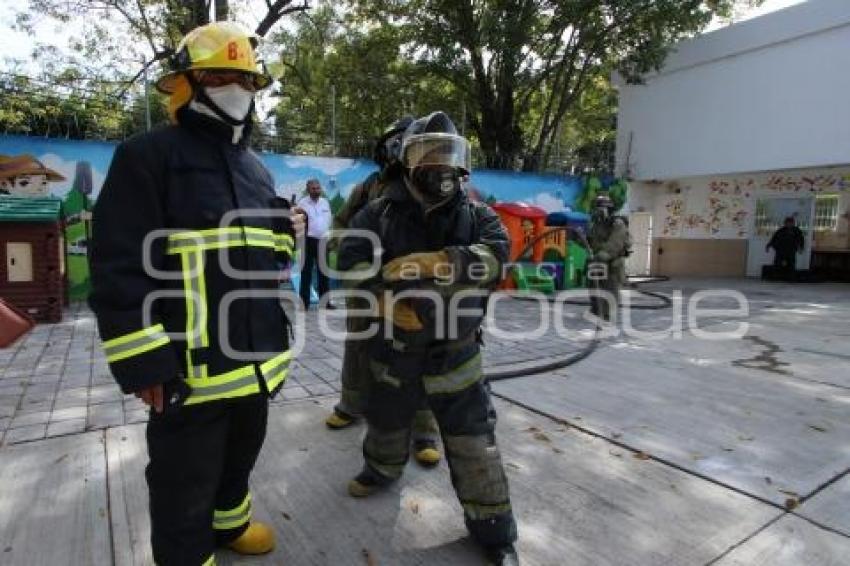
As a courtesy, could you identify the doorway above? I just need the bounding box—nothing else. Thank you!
[627,212,652,276]
[746,196,814,277]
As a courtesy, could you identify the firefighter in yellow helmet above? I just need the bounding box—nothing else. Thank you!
[89,22,304,566]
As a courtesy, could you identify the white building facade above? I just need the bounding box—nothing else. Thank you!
[615,0,850,277]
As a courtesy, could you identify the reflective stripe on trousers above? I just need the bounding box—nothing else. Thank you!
[213,492,252,531]
[422,352,482,395]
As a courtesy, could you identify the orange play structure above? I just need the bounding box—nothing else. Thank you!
[491,202,548,262]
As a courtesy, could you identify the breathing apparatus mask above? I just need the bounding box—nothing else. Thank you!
[401,133,471,204]
[592,204,610,223]
[592,195,615,224]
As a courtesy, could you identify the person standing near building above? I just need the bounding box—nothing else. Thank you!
[297,178,332,308]
[767,216,805,273]
[89,22,303,566]
[587,194,631,322]
[338,111,519,565]
[325,116,442,469]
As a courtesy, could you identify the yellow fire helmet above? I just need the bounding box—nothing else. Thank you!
[156,21,272,95]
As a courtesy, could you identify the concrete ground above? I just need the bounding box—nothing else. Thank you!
[0,277,848,565]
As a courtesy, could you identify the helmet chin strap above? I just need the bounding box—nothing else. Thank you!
[187,74,253,127]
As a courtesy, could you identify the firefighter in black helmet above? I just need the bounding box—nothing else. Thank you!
[326,116,443,467]
[337,111,520,565]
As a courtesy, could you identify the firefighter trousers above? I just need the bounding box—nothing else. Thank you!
[337,311,438,442]
[590,258,625,322]
[362,348,517,548]
[145,393,268,566]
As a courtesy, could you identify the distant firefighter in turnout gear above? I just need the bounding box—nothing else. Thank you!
[326,115,442,468]
[587,194,632,322]
[89,22,304,566]
[337,111,520,565]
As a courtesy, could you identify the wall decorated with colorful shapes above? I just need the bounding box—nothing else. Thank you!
[0,134,626,299]
[629,166,850,242]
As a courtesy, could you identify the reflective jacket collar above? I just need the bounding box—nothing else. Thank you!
[176,105,253,148]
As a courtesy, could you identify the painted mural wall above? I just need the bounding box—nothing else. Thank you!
[0,134,605,208]
[0,134,624,298]
[630,166,850,246]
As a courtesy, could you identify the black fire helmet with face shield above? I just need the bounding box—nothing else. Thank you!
[373,115,415,169]
[399,111,471,202]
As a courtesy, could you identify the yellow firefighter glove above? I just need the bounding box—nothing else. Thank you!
[382,250,451,281]
[377,295,424,331]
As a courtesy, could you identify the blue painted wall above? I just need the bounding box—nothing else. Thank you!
[0,134,590,211]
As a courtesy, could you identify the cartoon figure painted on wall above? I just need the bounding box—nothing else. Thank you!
[63,161,95,298]
[0,154,66,197]
[0,154,95,299]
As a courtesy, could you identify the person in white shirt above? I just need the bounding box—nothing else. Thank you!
[297,178,333,308]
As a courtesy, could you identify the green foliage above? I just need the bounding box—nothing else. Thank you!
[608,179,628,212]
[575,177,628,213]
[575,176,603,214]
[329,191,346,214]
[348,0,760,170]
[269,2,463,157]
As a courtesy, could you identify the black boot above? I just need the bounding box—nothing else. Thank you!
[485,544,520,566]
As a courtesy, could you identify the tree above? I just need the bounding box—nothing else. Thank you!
[15,1,312,96]
[6,1,311,138]
[269,2,461,157]
[351,0,760,170]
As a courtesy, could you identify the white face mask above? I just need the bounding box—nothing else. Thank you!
[203,84,255,121]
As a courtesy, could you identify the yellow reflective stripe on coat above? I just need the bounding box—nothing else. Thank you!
[422,352,482,395]
[102,324,171,363]
[167,227,244,254]
[181,250,209,379]
[261,350,292,391]
[201,555,216,566]
[166,226,289,254]
[213,492,252,530]
[184,364,258,405]
[182,351,290,405]
[274,233,294,254]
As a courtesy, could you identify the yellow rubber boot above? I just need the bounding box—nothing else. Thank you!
[227,522,275,555]
[348,467,393,498]
[325,410,356,429]
[413,440,441,467]
[414,446,441,467]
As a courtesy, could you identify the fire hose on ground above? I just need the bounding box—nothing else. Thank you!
[483,226,672,381]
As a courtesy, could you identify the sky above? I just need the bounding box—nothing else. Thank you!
[0,0,809,75]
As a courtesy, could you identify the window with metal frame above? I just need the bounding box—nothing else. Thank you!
[754,200,772,237]
[814,195,840,232]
